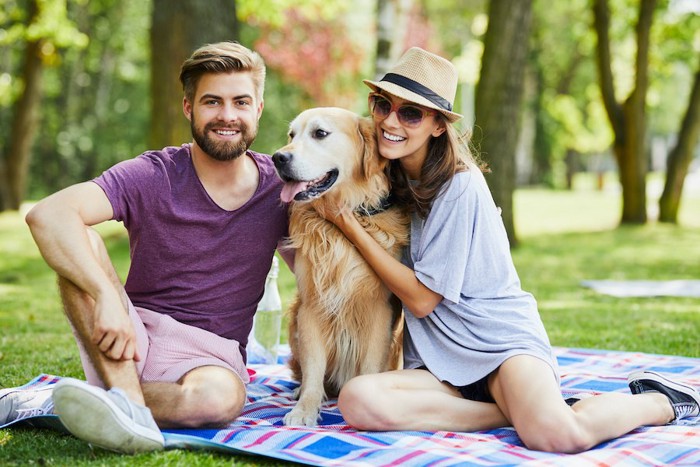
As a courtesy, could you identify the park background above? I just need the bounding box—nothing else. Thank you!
[1,0,700,465]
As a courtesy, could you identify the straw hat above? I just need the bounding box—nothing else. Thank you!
[364,47,463,123]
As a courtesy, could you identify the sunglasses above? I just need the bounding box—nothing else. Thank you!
[368,93,436,128]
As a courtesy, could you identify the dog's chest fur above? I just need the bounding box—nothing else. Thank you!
[289,203,408,316]
[287,202,408,393]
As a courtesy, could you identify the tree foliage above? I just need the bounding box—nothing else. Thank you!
[529,0,612,187]
[0,0,697,232]
[0,0,88,209]
[237,0,342,27]
[253,7,365,109]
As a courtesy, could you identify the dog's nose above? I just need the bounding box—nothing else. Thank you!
[272,151,293,169]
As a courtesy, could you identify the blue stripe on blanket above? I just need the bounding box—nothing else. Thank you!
[3,347,699,466]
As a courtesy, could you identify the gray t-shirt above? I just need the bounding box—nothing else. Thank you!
[93,144,289,360]
[402,166,558,386]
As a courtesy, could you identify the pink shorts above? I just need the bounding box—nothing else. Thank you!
[74,300,250,388]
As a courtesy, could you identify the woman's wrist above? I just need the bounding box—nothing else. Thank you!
[332,211,358,240]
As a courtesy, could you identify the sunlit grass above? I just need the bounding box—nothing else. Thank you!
[515,226,700,356]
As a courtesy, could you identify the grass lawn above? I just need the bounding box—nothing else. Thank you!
[1,173,699,465]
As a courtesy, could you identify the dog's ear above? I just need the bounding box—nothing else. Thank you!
[359,117,386,179]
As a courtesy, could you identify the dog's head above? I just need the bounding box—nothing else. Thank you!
[273,107,385,206]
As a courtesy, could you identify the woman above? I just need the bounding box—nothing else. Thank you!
[323,47,699,453]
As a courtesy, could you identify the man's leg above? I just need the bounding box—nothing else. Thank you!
[58,275,144,403]
[56,227,145,400]
[131,305,251,429]
[52,227,163,453]
[142,365,246,429]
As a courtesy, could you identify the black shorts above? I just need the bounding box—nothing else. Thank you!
[456,374,494,403]
[417,366,495,403]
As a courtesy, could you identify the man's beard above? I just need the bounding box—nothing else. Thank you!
[191,117,257,162]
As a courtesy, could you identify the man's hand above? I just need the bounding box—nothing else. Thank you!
[92,289,141,362]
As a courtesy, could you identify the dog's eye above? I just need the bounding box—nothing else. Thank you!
[313,129,329,139]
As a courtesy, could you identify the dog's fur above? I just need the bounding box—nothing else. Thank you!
[273,107,409,427]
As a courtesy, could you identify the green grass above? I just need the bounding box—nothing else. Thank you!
[1,175,699,464]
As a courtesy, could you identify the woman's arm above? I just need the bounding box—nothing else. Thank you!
[329,209,441,318]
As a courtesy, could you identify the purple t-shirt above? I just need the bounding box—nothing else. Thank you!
[93,144,289,359]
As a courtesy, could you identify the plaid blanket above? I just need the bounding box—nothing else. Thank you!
[4,347,700,466]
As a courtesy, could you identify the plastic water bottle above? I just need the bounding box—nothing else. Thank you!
[248,256,283,364]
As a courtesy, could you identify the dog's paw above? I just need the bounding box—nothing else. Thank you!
[283,406,320,427]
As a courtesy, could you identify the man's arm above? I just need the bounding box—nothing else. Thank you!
[26,182,114,286]
[277,241,295,273]
[25,181,140,361]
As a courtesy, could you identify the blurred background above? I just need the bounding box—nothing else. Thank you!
[1,0,699,246]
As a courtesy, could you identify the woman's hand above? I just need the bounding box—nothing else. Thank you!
[315,201,442,318]
[316,203,360,239]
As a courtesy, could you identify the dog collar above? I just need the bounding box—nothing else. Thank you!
[355,194,394,216]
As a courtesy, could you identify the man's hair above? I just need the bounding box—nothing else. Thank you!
[179,41,266,104]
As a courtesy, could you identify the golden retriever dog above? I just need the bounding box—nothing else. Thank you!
[273,107,409,427]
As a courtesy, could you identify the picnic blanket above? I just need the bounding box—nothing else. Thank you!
[3,347,700,466]
[581,279,700,298]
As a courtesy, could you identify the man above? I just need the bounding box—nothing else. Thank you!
[3,41,291,454]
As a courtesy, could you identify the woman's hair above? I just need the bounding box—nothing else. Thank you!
[388,117,485,218]
[179,41,266,104]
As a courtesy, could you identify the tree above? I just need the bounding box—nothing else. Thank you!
[2,0,43,211]
[529,0,611,189]
[474,0,533,247]
[374,0,397,80]
[32,0,151,195]
[658,53,700,223]
[149,0,238,149]
[0,0,86,211]
[593,0,656,224]
[253,8,365,109]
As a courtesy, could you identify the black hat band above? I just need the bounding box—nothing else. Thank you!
[381,73,453,112]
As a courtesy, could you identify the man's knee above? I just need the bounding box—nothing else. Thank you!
[194,391,244,427]
[181,367,246,427]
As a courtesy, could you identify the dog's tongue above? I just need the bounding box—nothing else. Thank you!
[280,181,310,203]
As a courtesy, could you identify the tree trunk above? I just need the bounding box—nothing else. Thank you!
[659,55,700,223]
[474,0,533,247]
[530,58,552,186]
[374,0,395,80]
[2,0,43,211]
[593,0,655,224]
[149,0,239,150]
[373,0,414,80]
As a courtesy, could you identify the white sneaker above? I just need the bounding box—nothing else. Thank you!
[0,386,54,425]
[52,378,164,454]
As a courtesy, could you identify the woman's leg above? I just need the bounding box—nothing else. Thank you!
[488,355,675,453]
[338,369,508,432]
